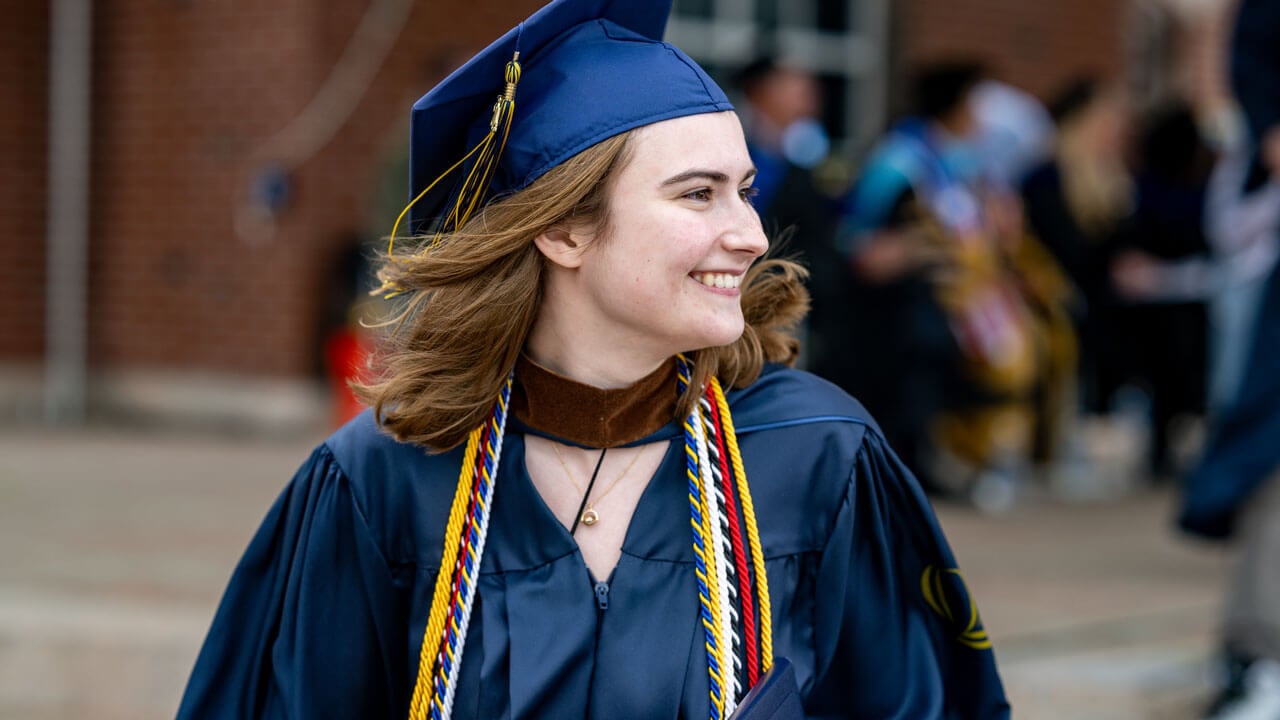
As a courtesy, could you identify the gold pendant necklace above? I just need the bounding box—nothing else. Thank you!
[551,443,649,528]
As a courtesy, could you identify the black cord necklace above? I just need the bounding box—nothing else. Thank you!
[568,448,608,535]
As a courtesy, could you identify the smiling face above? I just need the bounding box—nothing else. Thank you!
[529,111,769,385]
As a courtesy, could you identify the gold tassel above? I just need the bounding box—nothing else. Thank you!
[377,52,522,298]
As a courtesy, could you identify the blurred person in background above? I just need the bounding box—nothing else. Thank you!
[321,235,377,429]
[1202,121,1280,422]
[176,1,1010,717]
[733,57,844,383]
[970,79,1055,191]
[1180,0,1280,716]
[970,78,1079,479]
[1109,100,1214,481]
[1021,77,1135,422]
[836,61,1041,511]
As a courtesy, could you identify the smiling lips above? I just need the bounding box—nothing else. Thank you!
[691,271,743,290]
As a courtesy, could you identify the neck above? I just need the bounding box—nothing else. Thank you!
[525,305,669,390]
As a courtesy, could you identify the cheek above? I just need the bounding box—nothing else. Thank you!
[626,237,699,284]
[611,250,693,315]
[609,208,715,292]
[597,253,666,313]
[660,223,714,269]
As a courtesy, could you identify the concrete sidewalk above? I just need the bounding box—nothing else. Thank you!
[939,489,1229,718]
[0,426,1231,719]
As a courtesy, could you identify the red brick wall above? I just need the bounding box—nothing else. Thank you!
[82,0,541,378]
[895,0,1128,107]
[0,4,49,361]
[0,0,543,381]
[90,2,303,375]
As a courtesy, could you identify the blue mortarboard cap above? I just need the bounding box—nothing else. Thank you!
[408,0,732,233]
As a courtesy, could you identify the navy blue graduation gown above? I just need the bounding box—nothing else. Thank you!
[177,366,1009,719]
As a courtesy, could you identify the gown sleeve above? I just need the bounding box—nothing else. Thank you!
[805,430,1010,719]
[177,444,410,719]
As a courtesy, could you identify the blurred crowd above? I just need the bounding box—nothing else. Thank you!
[739,55,1270,517]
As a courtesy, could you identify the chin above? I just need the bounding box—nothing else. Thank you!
[688,319,746,352]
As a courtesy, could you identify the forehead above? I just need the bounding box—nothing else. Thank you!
[621,111,752,179]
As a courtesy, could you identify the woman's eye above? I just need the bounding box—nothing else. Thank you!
[740,186,760,204]
[684,188,712,202]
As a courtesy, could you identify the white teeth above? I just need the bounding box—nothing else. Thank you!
[694,272,740,289]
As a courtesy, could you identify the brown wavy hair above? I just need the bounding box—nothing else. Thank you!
[355,128,810,451]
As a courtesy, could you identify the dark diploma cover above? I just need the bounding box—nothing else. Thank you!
[729,658,805,720]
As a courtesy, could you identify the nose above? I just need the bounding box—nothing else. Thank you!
[720,201,769,259]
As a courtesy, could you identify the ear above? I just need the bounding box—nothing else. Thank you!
[534,223,591,270]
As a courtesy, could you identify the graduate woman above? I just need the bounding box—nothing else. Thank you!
[177,1,1010,718]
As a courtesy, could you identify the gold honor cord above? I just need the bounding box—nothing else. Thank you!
[379,53,522,299]
[408,424,483,720]
[710,377,773,671]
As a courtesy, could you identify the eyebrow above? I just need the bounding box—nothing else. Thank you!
[660,167,758,187]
